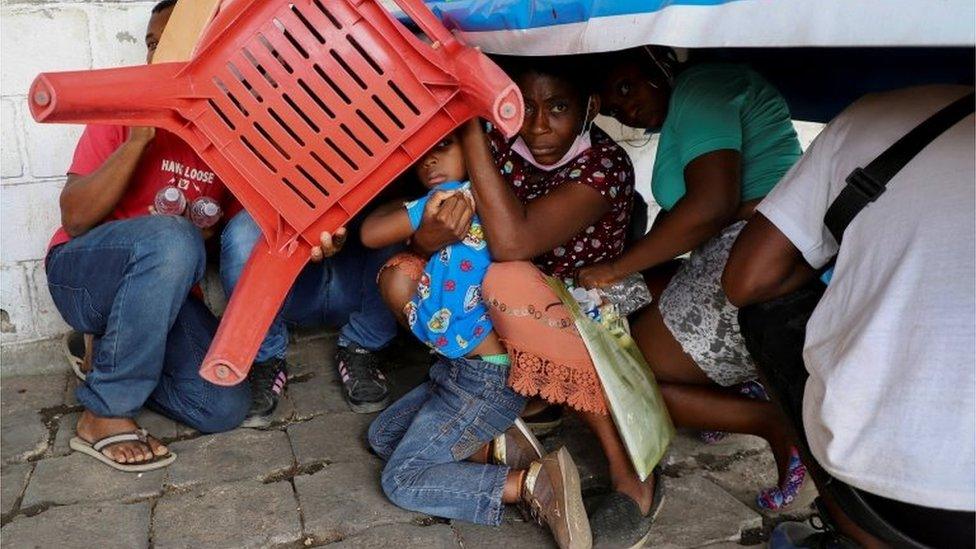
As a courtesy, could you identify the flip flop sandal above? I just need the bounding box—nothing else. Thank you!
[69,428,176,472]
[62,332,93,382]
[591,467,666,549]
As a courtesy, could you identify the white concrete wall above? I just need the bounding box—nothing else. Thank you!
[1,1,157,364]
[0,0,825,371]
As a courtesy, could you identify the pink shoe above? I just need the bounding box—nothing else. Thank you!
[757,447,815,511]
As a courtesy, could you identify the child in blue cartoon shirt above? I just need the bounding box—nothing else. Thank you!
[403,180,493,357]
[362,133,502,361]
[359,131,587,549]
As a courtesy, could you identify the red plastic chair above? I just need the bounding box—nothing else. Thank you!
[30,0,523,386]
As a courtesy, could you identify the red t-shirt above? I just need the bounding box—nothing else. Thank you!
[48,125,240,249]
[488,126,636,282]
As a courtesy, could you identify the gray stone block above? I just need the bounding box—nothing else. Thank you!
[330,523,458,548]
[647,475,762,547]
[1,374,66,414]
[665,430,769,473]
[1,409,49,464]
[702,448,777,512]
[0,501,150,549]
[51,411,80,458]
[166,429,294,489]
[287,335,336,378]
[455,518,557,548]
[1,462,32,517]
[153,480,302,549]
[295,460,423,544]
[21,453,165,508]
[287,373,349,420]
[287,413,374,467]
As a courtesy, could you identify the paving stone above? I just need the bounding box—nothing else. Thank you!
[0,501,150,549]
[1,462,32,517]
[454,518,556,548]
[702,449,778,512]
[1,374,66,414]
[166,429,293,489]
[295,460,423,544]
[330,523,458,548]
[51,411,80,457]
[288,413,374,467]
[287,373,349,419]
[665,430,769,473]
[153,480,301,549]
[287,335,336,378]
[647,475,762,547]
[1,409,49,463]
[21,453,165,508]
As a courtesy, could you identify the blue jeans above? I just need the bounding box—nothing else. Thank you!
[219,211,399,361]
[368,356,527,526]
[45,216,250,433]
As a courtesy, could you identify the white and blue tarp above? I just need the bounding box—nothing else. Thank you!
[405,0,975,55]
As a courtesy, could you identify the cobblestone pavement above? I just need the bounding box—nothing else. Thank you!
[1,332,814,548]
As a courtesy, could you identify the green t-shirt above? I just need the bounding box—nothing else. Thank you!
[651,63,802,211]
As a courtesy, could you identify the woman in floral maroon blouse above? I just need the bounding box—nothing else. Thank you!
[402,56,653,545]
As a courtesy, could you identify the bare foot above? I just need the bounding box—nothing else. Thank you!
[76,410,168,464]
[615,473,655,515]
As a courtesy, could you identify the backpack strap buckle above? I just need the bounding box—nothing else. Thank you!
[845,167,885,202]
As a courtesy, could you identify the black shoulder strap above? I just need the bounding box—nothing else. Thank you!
[824,92,974,245]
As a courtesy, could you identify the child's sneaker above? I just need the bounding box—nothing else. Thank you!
[522,447,592,549]
[492,417,545,470]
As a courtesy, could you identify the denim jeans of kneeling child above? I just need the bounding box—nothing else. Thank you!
[368,356,527,526]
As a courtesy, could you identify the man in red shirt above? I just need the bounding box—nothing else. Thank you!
[45,0,340,470]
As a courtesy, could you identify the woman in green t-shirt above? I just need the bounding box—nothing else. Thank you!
[578,47,809,514]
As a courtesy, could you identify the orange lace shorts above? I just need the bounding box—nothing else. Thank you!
[483,261,607,415]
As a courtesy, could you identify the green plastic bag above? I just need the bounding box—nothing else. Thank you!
[546,277,675,481]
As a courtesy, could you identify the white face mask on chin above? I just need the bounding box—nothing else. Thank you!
[511,97,595,172]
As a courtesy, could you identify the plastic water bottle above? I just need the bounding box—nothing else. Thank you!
[153,186,187,216]
[189,196,223,229]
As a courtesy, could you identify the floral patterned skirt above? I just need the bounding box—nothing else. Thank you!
[658,220,758,387]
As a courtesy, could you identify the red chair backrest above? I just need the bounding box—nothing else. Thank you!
[30,0,523,385]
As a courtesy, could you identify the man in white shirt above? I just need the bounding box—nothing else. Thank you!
[723,86,975,547]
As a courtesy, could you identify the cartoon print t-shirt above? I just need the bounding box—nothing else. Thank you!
[404,181,493,359]
[48,124,239,250]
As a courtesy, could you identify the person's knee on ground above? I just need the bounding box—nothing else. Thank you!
[367,414,398,461]
[185,390,250,434]
[379,457,423,512]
